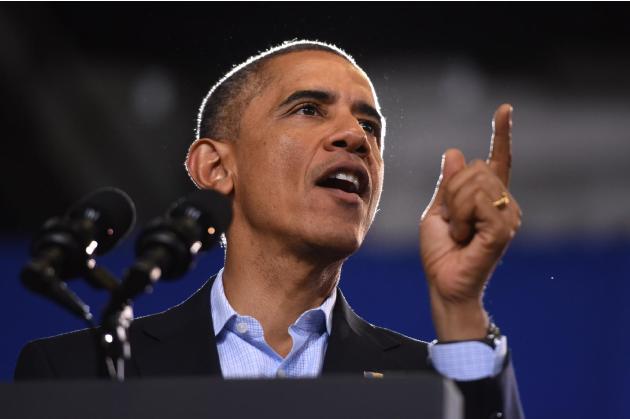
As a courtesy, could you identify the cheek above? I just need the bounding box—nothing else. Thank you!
[238,132,311,201]
[275,132,314,180]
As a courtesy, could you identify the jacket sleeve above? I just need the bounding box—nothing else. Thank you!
[455,354,525,419]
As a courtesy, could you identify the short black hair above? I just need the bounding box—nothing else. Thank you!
[195,40,360,141]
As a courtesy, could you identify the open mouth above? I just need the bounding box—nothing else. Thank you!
[315,165,369,197]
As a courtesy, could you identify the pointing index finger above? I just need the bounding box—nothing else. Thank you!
[487,103,513,187]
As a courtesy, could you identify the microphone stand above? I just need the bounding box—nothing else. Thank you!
[100,303,133,381]
[100,249,168,382]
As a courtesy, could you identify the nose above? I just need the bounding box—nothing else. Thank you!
[323,118,371,158]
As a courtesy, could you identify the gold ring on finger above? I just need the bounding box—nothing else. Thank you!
[492,192,510,209]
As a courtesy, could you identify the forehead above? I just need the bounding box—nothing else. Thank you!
[260,50,378,106]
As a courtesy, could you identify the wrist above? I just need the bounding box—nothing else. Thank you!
[429,288,489,341]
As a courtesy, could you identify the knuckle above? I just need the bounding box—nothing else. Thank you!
[492,226,511,245]
[514,213,523,231]
[514,219,522,231]
[509,198,523,218]
[471,159,486,169]
[501,227,513,243]
[469,171,483,183]
[473,188,489,204]
[471,171,495,188]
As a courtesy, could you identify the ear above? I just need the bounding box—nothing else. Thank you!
[185,138,235,195]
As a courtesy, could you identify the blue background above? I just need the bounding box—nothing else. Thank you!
[2,234,629,418]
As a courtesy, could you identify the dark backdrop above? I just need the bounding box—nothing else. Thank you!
[1,4,629,419]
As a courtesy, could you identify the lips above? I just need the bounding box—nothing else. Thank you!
[314,162,370,198]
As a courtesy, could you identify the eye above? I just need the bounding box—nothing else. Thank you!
[294,103,321,116]
[359,120,380,137]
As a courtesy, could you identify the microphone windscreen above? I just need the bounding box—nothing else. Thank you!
[67,187,136,254]
[168,189,232,249]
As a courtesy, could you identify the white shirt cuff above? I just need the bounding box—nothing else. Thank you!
[428,335,507,381]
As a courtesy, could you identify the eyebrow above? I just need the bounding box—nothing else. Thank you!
[279,89,335,107]
[353,102,383,127]
[279,89,383,126]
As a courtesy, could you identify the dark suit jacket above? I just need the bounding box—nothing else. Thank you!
[15,275,524,419]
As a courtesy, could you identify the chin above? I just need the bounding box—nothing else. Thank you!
[302,224,366,262]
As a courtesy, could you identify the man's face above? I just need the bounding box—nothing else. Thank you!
[230,50,384,260]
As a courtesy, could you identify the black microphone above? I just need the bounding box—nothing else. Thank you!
[66,187,136,256]
[106,189,231,313]
[21,187,136,321]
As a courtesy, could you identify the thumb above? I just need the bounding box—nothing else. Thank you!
[422,148,466,220]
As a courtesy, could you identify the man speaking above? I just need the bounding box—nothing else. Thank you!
[15,40,524,418]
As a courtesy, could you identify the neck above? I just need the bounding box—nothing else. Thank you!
[221,226,343,357]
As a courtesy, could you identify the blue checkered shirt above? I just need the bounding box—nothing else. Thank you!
[211,269,507,380]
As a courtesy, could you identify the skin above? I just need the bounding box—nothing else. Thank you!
[421,104,522,340]
[187,50,521,356]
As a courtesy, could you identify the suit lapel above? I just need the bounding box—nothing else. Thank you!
[131,276,222,377]
[322,289,400,375]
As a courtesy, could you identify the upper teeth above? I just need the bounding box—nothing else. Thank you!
[331,171,360,190]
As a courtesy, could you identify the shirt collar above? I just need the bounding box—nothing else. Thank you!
[210,268,337,337]
[210,268,238,337]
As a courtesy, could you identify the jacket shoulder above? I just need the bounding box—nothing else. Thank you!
[14,326,104,380]
[14,277,215,380]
